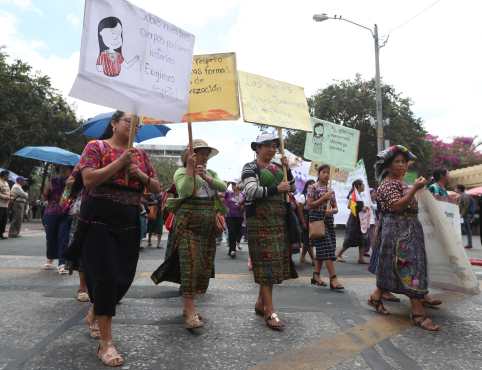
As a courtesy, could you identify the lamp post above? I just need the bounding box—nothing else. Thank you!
[313,13,385,152]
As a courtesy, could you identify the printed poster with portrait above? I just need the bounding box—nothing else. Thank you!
[304,117,360,170]
[70,0,195,122]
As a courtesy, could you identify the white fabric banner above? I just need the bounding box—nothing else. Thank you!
[417,190,480,294]
[70,0,195,121]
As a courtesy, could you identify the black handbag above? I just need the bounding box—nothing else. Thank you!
[286,203,302,244]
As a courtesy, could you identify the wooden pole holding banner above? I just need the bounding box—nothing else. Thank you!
[187,120,196,195]
[277,127,289,203]
[327,166,334,211]
[125,114,139,183]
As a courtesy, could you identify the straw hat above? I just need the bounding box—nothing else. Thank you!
[191,139,219,159]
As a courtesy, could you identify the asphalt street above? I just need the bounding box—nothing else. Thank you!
[1,221,482,370]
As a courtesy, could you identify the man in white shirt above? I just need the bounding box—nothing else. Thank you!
[9,177,28,238]
[0,170,10,239]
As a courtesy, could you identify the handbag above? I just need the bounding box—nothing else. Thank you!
[147,205,158,221]
[309,220,326,240]
[286,203,302,244]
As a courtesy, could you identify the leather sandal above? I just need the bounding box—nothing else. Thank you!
[368,296,390,315]
[97,343,124,367]
[310,272,327,287]
[329,275,344,290]
[265,312,284,331]
[185,313,204,330]
[411,314,440,331]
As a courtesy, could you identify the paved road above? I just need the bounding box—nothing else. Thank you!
[1,222,482,370]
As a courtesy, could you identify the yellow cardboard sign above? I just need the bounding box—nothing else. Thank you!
[238,71,312,132]
[183,52,240,122]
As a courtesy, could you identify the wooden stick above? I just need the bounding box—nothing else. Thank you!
[327,166,334,211]
[187,120,196,196]
[125,114,139,183]
[277,127,289,203]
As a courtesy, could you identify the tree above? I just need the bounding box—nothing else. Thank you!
[427,135,482,171]
[285,75,432,183]
[0,49,85,177]
[150,158,180,189]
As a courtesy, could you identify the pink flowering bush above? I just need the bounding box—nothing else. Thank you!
[426,135,482,170]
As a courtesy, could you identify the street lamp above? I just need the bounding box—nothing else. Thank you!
[313,13,385,153]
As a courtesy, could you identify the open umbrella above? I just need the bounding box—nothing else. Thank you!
[75,112,170,142]
[0,167,20,182]
[14,146,80,166]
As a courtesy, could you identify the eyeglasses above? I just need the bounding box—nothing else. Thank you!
[119,118,139,128]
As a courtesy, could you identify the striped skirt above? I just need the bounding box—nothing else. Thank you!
[310,210,337,261]
[247,198,297,285]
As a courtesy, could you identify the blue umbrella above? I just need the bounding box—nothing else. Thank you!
[14,146,80,166]
[78,112,170,142]
[0,167,20,182]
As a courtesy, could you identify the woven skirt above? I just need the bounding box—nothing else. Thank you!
[310,210,337,261]
[247,198,297,285]
[376,213,428,299]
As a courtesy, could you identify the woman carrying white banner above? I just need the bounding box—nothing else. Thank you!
[368,145,440,331]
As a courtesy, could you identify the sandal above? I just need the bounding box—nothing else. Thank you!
[336,257,346,263]
[411,314,440,331]
[77,290,90,302]
[265,312,284,331]
[310,272,327,287]
[182,310,204,321]
[422,297,442,308]
[368,296,390,315]
[97,343,124,367]
[185,313,204,330]
[329,275,344,291]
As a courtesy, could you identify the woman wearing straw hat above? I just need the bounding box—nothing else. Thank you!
[152,139,226,330]
[241,131,298,331]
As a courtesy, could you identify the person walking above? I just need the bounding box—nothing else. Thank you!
[368,145,440,331]
[307,165,344,291]
[456,184,474,249]
[337,179,370,264]
[152,139,226,330]
[77,111,160,366]
[8,177,28,238]
[296,179,316,265]
[42,166,73,273]
[225,182,244,258]
[241,131,298,331]
[147,192,164,248]
[0,170,10,239]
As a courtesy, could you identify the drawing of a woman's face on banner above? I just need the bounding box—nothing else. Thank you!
[312,122,324,154]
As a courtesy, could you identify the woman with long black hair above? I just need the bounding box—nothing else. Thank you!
[337,179,369,264]
[77,111,160,366]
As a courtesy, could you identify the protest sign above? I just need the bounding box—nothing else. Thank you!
[417,190,479,294]
[238,71,311,132]
[304,117,360,170]
[70,0,195,122]
[184,53,239,122]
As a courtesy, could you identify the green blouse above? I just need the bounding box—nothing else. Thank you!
[174,167,226,199]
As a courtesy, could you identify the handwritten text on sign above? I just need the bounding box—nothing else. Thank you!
[304,117,360,170]
[184,53,240,122]
[238,71,311,131]
[70,0,194,122]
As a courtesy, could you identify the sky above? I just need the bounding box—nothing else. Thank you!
[1,0,481,179]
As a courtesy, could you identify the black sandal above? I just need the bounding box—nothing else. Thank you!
[311,272,327,287]
[265,313,284,331]
[411,314,440,331]
[368,296,390,315]
[329,275,344,290]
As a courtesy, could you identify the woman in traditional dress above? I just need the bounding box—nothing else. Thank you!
[307,165,344,290]
[241,131,298,331]
[337,179,369,264]
[368,145,440,331]
[152,139,226,330]
[78,111,160,366]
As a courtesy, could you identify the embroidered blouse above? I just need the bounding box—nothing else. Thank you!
[97,51,124,77]
[306,182,337,212]
[376,178,418,214]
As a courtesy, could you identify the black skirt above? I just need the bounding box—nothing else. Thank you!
[80,195,140,316]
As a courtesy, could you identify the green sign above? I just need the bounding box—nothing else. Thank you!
[304,117,360,170]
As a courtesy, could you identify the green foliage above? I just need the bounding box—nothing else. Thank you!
[150,158,180,189]
[285,75,431,183]
[0,49,86,177]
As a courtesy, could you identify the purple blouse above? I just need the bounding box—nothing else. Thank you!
[44,177,66,215]
[224,191,244,218]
